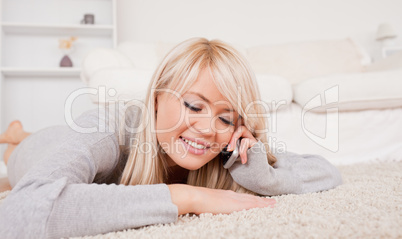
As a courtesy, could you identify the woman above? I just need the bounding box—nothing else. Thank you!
[0,37,342,238]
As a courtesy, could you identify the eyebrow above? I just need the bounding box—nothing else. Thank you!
[186,91,234,112]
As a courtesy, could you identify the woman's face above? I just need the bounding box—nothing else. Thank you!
[155,68,239,170]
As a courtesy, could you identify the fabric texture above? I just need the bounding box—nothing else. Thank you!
[0,103,342,238]
[363,51,402,72]
[292,69,402,112]
[81,48,133,85]
[254,73,293,109]
[246,38,364,85]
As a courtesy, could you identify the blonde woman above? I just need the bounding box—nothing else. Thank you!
[0,38,342,238]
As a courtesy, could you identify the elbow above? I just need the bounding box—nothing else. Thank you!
[0,178,68,239]
[0,191,47,238]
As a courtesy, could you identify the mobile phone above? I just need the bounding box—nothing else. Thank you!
[220,137,243,169]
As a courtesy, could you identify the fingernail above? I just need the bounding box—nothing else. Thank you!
[227,144,232,151]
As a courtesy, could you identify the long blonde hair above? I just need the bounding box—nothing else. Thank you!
[118,37,277,196]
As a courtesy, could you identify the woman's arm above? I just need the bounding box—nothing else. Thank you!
[228,140,343,196]
[0,107,179,238]
[168,184,276,216]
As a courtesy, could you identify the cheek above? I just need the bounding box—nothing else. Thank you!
[211,131,234,154]
[156,103,183,131]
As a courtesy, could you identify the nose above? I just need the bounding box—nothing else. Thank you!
[188,116,216,137]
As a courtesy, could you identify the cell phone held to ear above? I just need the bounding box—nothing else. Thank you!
[220,137,243,169]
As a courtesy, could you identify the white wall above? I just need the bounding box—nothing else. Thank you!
[117,0,402,61]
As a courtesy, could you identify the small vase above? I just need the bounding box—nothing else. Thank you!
[60,55,73,67]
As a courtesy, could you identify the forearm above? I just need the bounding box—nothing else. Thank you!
[0,179,178,238]
[167,184,196,215]
[228,140,343,196]
[168,183,276,216]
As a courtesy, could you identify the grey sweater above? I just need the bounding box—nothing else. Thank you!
[0,104,342,238]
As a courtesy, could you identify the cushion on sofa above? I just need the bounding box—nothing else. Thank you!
[247,38,364,85]
[363,51,402,72]
[117,41,180,71]
[292,69,402,112]
[81,48,133,85]
[88,68,153,103]
[255,74,293,111]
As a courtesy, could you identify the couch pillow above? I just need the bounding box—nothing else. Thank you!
[363,51,402,72]
[81,48,133,85]
[247,38,364,85]
[255,74,293,111]
[350,38,372,66]
[88,68,153,104]
[293,69,402,112]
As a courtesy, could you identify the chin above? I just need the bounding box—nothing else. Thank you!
[178,163,203,171]
[173,159,207,171]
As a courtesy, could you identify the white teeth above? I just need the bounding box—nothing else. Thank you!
[182,137,206,149]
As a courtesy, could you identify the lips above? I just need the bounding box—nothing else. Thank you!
[179,136,209,155]
[180,136,211,148]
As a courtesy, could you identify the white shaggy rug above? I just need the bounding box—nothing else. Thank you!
[1,161,401,238]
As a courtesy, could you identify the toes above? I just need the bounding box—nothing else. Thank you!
[0,134,6,144]
[9,120,23,130]
[0,120,25,144]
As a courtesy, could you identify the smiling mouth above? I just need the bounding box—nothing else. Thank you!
[179,136,210,150]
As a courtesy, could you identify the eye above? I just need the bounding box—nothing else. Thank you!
[185,101,235,126]
[184,101,202,112]
[219,117,235,126]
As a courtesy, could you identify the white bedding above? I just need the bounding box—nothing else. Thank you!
[267,103,402,166]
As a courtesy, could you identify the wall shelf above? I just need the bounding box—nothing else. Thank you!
[0,0,117,157]
[1,67,81,77]
[2,22,114,36]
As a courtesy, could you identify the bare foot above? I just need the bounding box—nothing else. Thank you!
[4,143,18,166]
[0,120,30,144]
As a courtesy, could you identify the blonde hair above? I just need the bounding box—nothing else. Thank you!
[118,37,277,196]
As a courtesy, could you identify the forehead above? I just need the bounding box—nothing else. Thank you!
[184,68,228,103]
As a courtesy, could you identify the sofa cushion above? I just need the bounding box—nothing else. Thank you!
[81,48,133,85]
[292,69,402,112]
[117,41,178,71]
[255,74,293,111]
[363,51,402,72]
[88,68,153,103]
[247,38,364,85]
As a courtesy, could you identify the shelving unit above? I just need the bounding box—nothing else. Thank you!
[1,67,82,77]
[2,22,115,36]
[0,0,117,165]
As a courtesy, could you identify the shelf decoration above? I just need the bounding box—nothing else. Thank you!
[59,36,77,67]
[81,14,95,24]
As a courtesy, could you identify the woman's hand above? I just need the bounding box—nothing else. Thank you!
[168,184,275,216]
[191,185,275,215]
[227,126,258,165]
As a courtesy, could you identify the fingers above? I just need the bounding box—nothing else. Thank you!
[194,187,276,215]
[239,138,250,164]
[228,126,256,152]
[237,193,276,209]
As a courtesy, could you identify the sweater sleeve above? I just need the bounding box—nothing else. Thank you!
[0,106,178,238]
[228,139,343,196]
